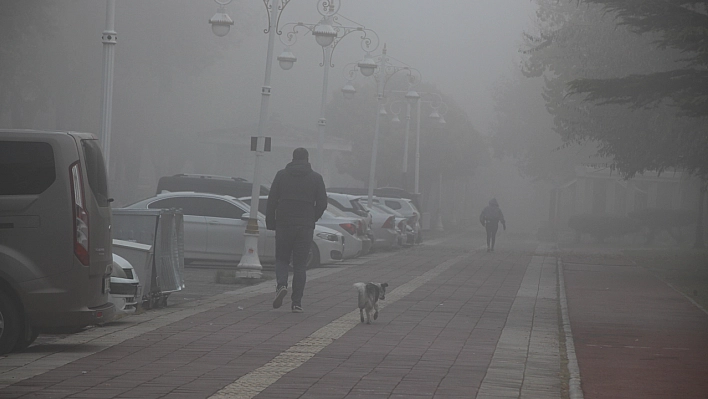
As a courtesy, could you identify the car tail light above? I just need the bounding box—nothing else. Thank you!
[70,161,90,266]
[382,216,395,229]
[340,223,357,236]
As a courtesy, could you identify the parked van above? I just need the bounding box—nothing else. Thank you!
[0,130,115,355]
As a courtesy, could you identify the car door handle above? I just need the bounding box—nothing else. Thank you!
[208,221,221,225]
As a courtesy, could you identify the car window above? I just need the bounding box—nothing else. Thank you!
[384,200,402,210]
[376,204,403,217]
[81,139,110,206]
[197,198,245,219]
[0,141,55,195]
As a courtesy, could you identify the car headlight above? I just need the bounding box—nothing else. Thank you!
[316,232,339,242]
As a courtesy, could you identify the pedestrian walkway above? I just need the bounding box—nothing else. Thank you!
[0,235,560,398]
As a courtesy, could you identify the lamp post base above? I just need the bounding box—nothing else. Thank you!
[236,233,263,279]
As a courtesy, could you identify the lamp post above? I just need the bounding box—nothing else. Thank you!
[100,0,116,174]
[276,1,378,174]
[388,88,420,190]
[209,0,292,278]
[351,45,420,205]
[412,92,446,195]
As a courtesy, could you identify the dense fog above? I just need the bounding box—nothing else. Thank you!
[2,0,706,242]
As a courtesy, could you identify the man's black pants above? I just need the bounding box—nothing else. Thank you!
[274,225,313,307]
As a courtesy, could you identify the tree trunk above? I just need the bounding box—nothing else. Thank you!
[694,177,706,249]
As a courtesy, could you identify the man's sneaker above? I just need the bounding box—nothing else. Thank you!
[273,286,287,309]
[291,305,303,313]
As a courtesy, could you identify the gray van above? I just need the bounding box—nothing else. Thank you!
[0,130,115,355]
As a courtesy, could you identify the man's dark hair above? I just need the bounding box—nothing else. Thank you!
[293,147,309,161]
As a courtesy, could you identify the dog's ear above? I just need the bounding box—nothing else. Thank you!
[381,283,388,288]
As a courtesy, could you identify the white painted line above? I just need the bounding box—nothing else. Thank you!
[208,255,467,399]
[559,258,584,399]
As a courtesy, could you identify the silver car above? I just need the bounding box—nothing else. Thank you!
[358,202,400,249]
[125,192,343,268]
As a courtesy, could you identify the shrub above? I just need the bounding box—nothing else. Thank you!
[568,214,640,243]
[628,208,697,244]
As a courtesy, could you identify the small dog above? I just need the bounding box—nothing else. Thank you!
[354,282,388,324]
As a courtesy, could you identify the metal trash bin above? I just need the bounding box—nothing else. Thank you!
[112,208,185,309]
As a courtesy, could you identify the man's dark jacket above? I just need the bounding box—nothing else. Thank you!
[265,159,327,230]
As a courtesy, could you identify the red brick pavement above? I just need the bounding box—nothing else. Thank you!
[0,240,537,399]
[563,261,708,399]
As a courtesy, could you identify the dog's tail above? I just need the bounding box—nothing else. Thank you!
[353,283,367,309]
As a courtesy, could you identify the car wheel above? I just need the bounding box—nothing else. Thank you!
[306,242,320,269]
[0,290,21,356]
[12,323,39,352]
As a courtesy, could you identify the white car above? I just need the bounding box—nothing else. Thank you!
[326,192,374,253]
[240,196,350,263]
[319,206,366,259]
[358,202,400,249]
[365,196,422,245]
[125,192,343,268]
[109,254,140,318]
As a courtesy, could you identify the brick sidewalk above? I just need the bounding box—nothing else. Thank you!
[1,237,560,399]
[562,257,708,399]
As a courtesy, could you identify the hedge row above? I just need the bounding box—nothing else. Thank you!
[568,209,697,243]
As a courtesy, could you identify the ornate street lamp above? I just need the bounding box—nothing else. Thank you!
[208,0,293,278]
[349,45,420,205]
[276,1,378,174]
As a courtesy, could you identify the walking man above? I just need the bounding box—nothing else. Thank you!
[266,148,327,313]
[480,198,506,252]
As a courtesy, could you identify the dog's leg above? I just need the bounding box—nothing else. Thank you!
[365,308,371,324]
[373,302,379,320]
[360,308,365,323]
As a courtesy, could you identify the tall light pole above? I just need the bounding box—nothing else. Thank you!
[209,0,292,278]
[100,0,117,174]
[389,88,420,190]
[276,1,378,174]
[413,92,446,195]
[353,45,420,205]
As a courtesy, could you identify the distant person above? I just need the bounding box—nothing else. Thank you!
[480,198,506,252]
[266,148,327,313]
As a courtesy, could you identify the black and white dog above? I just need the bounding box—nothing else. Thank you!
[354,282,388,324]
